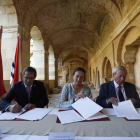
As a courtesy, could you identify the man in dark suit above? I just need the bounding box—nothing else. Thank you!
[0,66,49,113]
[96,65,140,108]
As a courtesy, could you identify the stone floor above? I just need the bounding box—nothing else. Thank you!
[48,89,99,108]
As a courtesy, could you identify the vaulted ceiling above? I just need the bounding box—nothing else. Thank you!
[13,0,125,66]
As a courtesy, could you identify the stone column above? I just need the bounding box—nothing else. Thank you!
[21,27,31,69]
[55,58,58,87]
[44,50,49,94]
[62,66,67,84]
[69,64,73,82]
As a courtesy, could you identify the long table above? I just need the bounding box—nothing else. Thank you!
[0,111,140,137]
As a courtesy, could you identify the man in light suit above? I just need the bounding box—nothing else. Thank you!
[0,66,49,113]
[96,65,140,108]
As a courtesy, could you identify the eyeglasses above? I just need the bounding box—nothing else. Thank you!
[23,76,34,80]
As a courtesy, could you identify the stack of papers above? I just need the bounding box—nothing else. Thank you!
[16,108,52,121]
[113,100,140,120]
[57,97,108,124]
[0,111,23,120]
[0,108,52,121]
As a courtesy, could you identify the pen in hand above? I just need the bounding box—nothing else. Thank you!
[24,103,35,111]
[9,103,22,113]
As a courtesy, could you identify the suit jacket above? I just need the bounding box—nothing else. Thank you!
[0,80,49,112]
[96,80,140,108]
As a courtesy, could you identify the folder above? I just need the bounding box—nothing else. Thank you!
[125,118,140,121]
[56,109,110,123]
[0,108,52,121]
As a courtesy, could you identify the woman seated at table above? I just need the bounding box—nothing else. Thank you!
[59,67,93,109]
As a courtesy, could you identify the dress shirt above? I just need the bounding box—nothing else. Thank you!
[113,80,126,102]
[24,84,32,100]
[106,81,126,104]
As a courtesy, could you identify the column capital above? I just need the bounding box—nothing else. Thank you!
[44,41,50,51]
[45,50,50,56]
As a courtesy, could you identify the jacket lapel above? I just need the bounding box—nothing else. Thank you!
[124,82,131,98]
[21,81,28,102]
[29,81,36,101]
[109,81,117,97]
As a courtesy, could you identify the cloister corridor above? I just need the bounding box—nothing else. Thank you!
[1,0,140,100]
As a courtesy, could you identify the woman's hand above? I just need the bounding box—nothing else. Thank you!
[75,92,86,101]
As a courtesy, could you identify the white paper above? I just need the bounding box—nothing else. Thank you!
[57,110,84,124]
[101,108,115,115]
[126,115,140,120]
[17,108,52,121]
[113,100,140,117]
[71,97,103,119]
[86,112,108,120]
[0,108,25,120]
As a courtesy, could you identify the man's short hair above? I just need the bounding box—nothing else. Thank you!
[113,65,127,74]
[23,66,37,78]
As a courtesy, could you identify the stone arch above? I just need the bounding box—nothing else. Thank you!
[0,1,18,27]
[117,26,135,65]
[30,26,45,80]
[118,26,140,84]
[102,57,112,83]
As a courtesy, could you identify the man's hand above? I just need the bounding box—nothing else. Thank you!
[126,97,136,104]
[24,103,35,110]
[9,104,22,113]
[107,97,118,106]
[75,92,86,101]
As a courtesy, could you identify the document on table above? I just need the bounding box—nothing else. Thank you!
[17,108,52,121]
[0,108,25,120]
[113,100,140,118]
[86,112,108,120]
[71,97,103,119]
[57,110,84,124]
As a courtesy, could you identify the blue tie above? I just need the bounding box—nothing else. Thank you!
[118,86,124,102]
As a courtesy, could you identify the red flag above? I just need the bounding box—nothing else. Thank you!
[10,37,21,86]
[0,26,7,96]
